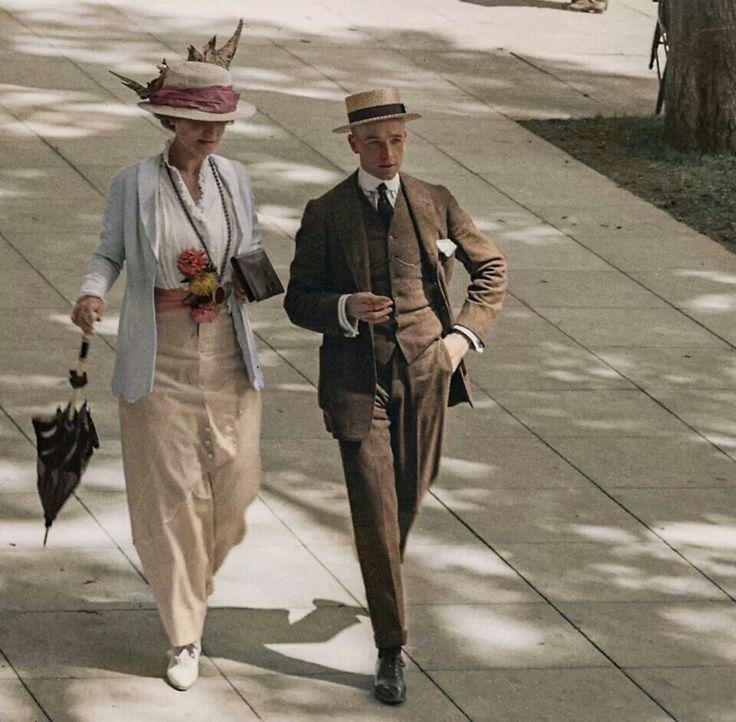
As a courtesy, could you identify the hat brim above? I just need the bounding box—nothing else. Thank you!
[139,101,257,122]
[332,112,421,134]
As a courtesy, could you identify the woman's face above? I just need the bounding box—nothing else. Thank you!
[172,119,228,158]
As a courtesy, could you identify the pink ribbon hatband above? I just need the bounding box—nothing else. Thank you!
[149,85,240,114]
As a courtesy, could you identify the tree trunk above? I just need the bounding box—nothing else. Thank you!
[665,0,736,153]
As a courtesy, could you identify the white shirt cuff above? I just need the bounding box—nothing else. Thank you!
[338,294,360,337]
[453,325,484,353]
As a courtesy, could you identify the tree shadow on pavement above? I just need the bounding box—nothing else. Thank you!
[204,601,372,689]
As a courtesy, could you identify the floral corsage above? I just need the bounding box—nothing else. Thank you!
[177,249,225,323]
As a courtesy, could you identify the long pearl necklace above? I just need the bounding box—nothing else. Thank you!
[164,156,233,284]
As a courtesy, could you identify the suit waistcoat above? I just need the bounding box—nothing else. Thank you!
[359,186,443,365]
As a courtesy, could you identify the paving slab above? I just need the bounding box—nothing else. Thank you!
[432,668,671,722]
[259,389,330,441]
[611,488,736,551]
[0,679,46,722]
[0,650,15,680]
[406,602,606,670]
[594,345,736,391]
[204,604,378,678]
[419,50,606,121]
[4,244,121,306]
[442,390,536,438]
[474,297,573,346]
[517,51,656,117]
[558,601,736,667]
[262,486,478,549]
[439,434,590,489]
[0,198,104,234]
[537,306,727,347]
[210,543,357,609]
[0,492,113,550]
[496,541,725,603]
[313,541,540,608]
[491,388,690,438]
[547,435,736,489]
[25,676,257,722]
[434,485,658,545]
[0,139,69,169]
[466,340,632,391]
[555,220,736,272]
[649,390,736,457]
[225,670,466,722]
[256,485,355,548]
[0,546,152,611]
[510,269,665,309]
[261,439,344,488]
[0,609,204,679]
[635,269,736,344]
[670,546,736,600]
[492,224,613,272]
[42,133,164,169]
[628,666,736,722]
[249,308,322,349]
[0,166,91,199]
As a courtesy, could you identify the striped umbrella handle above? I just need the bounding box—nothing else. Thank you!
[69,333,93,410]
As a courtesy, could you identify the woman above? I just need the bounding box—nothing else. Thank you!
[71,27,263,691]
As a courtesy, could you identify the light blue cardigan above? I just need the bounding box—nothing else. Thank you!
[80,153,265,403]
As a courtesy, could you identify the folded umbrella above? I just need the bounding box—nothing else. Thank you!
[32,335,99,545]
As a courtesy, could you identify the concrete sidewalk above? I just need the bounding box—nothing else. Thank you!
[2,0,736,720]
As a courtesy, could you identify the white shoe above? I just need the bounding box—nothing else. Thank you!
[166,641,201,691]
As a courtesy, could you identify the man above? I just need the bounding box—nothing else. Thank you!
[284,89,507,705]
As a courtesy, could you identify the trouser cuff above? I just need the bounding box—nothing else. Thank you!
[375,629,407,650]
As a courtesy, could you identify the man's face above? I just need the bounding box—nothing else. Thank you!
[172,118,228,158]
[348,119,408,179]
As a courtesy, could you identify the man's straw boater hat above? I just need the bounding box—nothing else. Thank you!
[333,88,421,134]
[111,20,255,122]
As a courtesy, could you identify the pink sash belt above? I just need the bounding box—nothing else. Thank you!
[154,287,191,312]
[154,285,232,312]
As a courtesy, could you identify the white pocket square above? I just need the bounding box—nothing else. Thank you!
[436,238,457,257]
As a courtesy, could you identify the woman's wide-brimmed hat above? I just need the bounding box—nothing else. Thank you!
[333,88,421,134]
[111,20,256,123]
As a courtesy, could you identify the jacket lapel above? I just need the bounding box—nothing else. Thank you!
[137,155,161,259]
[335,172,370,290]
[401,174,438,273]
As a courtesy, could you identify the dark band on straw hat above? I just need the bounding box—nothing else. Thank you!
[348,102,407,124]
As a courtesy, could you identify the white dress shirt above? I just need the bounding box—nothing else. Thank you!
[337,168,483,352]
[155,141,240,289]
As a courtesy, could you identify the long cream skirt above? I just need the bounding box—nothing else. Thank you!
[118,305,261,646]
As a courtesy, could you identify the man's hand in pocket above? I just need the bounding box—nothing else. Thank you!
[442,332,469,372]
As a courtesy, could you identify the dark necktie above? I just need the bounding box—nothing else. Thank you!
[376,183,394,229]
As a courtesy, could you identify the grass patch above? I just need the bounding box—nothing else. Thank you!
[521,115,736,254]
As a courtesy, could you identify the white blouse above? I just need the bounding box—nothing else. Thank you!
[155,142,241,289]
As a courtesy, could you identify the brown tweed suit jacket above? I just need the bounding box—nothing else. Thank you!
[284,171,507,440]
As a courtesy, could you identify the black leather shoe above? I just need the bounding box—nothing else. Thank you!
[374,649,406,705]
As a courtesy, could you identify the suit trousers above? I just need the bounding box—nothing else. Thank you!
[338,337,454,649]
